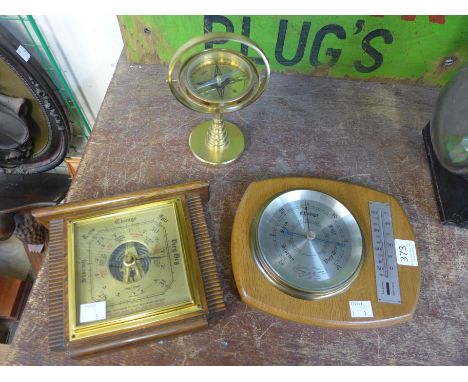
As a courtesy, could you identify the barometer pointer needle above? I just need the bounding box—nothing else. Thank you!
[196,69,242,90]
[281,227,347,248]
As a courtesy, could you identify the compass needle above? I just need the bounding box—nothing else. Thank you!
[71,199,202,338]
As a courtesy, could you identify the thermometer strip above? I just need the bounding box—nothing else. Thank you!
[369,202,401,304]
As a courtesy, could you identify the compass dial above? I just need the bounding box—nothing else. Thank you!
[70,199,195,331]
[183,50,255,104]
[251,189,364,299]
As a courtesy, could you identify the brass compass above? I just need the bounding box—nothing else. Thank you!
[168,32,270,165]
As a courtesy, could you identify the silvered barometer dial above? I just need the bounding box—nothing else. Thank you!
[250,189,364,300]
[32,181,225,357]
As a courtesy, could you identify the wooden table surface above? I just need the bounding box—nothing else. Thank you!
[6,53,467,365]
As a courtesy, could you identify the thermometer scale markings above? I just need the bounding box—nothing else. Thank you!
[369,201,401,304]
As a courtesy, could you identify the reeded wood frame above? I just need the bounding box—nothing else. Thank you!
[33,181,225,357]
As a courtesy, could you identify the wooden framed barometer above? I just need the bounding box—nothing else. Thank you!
[33,181,224,357]
[231,177,421,328]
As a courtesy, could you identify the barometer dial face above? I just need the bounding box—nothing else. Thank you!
[251,189,364,299]
[183,50,255,104]
[68,199,196,338]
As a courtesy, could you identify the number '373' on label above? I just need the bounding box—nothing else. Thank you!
[394,239,418,267]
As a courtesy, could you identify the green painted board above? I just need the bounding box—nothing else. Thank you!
[118,15,468,86]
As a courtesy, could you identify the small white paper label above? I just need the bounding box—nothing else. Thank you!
[16,45,31,62]
[80,301,106,324]
[395,239,418,266]
[349,301,374,318]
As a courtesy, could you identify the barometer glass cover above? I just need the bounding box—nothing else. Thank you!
[251,189,364,300]
[431,64,468,175]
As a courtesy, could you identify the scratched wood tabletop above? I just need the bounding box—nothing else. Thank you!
[6,53,467,365]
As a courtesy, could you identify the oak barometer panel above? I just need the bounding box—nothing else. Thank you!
[231,177,421,328]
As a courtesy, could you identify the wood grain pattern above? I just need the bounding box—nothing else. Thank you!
[64,157,81,178]
[231,177,420,328]
[5,53,467,365]
[22,242,45,277]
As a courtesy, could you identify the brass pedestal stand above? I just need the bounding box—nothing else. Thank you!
[167,32,269,166]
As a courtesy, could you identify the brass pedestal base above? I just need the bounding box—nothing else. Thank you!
[189,118,245,166]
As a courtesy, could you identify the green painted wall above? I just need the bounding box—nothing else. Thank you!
[118,15,468,86]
